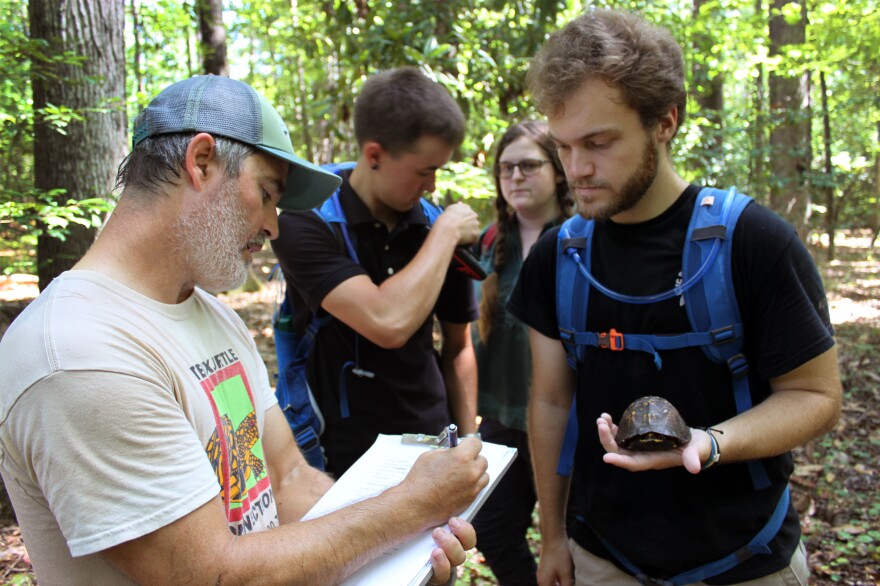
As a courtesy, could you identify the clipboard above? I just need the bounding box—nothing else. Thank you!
[301,434,517,586]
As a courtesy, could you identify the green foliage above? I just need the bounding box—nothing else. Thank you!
[0,1,34,196]
[2,0,879,272]
[0,189,112,275]
[0,0,122,276]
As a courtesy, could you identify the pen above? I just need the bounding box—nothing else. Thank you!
[447,423,458,448]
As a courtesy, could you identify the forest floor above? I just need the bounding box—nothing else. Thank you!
[0,230,877,585]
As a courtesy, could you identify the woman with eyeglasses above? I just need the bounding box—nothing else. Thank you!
[471,120,573,586]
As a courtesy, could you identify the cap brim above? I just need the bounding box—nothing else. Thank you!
[257,145,342,211]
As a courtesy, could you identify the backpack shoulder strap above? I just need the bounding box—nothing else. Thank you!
[418,197,443,226]
[682,186,753,365]
[274,161,364,450]
[556,214,595,369]
[479,222,499,259]
[682,187,754,380]
[313,162,359,262]
[683,187,768,490]
[555,215,593,477]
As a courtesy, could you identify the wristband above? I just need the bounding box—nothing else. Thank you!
[701,428,722,470]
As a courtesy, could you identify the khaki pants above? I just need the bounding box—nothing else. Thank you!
[568,538,809,586]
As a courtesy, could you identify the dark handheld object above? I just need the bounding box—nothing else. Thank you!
[452,246,487,281]
[447,423,458,447]
[615,395,692,451]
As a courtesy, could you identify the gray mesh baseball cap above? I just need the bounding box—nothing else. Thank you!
[132,75,340,211]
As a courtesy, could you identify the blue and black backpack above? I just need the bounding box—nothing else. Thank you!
[554,187,790,585]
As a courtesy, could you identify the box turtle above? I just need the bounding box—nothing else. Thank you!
[615,395,692,451]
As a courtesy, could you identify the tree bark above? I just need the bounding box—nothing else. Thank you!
[691,0,724,182]
[873,120,880,248]
[748,0,769,201]
[29,0,127,290]
[131,0,145,98]
[819,72,836,260]
[768,0,811,241]
[196,0,228,76]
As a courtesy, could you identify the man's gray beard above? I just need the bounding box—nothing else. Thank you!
[174,179,253,294]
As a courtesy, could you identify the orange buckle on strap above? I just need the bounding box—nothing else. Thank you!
[599,328,624,351]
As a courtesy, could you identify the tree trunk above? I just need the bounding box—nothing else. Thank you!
[29,0,127,291]
[691,0,724,183]
[872,120,880,248]
[819,72,836,261]
[768,0,811,242]
[748,0,769,202]
[131,0,145,98]
[196,0,228,76]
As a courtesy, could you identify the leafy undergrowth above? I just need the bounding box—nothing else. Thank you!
[0,232,877,585]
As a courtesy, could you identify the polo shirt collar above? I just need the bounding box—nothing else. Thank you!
[339,171,431,230]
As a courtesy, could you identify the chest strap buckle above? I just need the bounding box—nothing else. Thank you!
[599,328,625,351]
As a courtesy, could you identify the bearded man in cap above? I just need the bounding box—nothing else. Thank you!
[0,75,486,586]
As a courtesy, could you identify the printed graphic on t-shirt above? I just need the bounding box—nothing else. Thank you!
[192,353,279,535]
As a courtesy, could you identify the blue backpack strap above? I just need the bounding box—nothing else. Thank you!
[557,215,594,368]
[682,187,752,366]
[555,216,594,477]
[595,486,790,586]
[315,162,359,263]
[557,201,741,369]
[682,187,769,491]
[312,162,374,422]
[418,197,443,225]
[273,289,328,469]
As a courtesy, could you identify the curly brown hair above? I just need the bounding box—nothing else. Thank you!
[527,9,686,140]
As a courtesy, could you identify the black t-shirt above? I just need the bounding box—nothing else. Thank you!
[271,168,478,476]
[508,185,834,583]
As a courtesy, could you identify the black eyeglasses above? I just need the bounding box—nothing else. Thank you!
[498,159,551,178]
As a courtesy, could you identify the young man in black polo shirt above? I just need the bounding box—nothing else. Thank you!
[272,67,480,476]
[510,10,842,586]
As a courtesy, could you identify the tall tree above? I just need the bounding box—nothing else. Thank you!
[819,71,837,260]
[130,0,145,98]
[874,120,880,248]
[767,0,811,240]
[690,0,724,181]
[29,0,126,290]
[748,0,769,201]
[197,0,228,76]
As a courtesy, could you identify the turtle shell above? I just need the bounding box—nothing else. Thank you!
[615,395,692,451]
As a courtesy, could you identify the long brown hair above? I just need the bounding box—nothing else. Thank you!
[477,120,573,342]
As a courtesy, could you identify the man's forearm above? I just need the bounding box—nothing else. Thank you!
[527,328,576,543]
[322,226,462,349]
[529,398,571,542]
[274,459,335,524]
[105,440,488,586]
[712,346,842,463]
[233,483,437,584]
[441,324,478,434]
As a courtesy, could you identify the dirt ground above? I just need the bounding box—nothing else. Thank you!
[0,231,877,585]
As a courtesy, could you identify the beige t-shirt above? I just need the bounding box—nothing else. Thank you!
[0,271,279,585]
